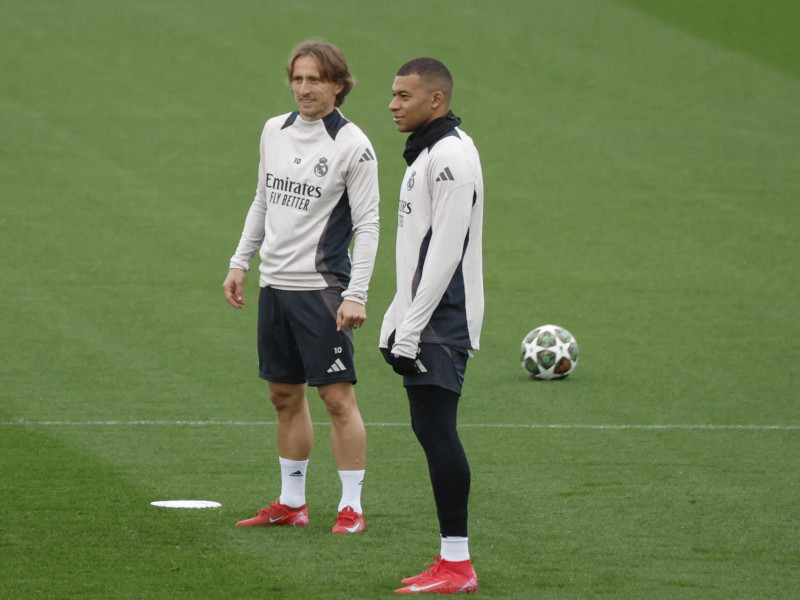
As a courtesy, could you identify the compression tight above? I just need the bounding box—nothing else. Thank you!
[406,385,470,538]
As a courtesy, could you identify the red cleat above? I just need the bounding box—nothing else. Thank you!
[401,556,442,585]
[235,499,308,527]
[331,506,366,534]
[395,557,478,594]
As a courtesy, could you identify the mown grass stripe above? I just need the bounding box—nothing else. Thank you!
[2,420,797,430]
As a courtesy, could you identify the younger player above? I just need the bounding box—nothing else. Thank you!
[381,58,484,593]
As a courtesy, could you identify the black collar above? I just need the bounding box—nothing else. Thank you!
[282,109,349,140]
[402,111,462,166]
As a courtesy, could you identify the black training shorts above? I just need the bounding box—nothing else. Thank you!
[401,342,469,395]
[257,286,356,386]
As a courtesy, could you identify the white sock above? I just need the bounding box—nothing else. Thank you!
[337,469,365,513]
[440,536,470,562]
[278,457,308,508]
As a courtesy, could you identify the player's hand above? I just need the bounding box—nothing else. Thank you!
[223,268,247,309]
[383,330,424,376]
[337,299,366,331]
[391,355,423,376]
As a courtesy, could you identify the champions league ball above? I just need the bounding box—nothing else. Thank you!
[521,325,579,380]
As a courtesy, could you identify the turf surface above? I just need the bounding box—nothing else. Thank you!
[2,0,798,598]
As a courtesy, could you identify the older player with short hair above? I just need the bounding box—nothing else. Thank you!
[223,39,379,535]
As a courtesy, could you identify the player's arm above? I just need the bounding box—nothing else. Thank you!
[223,124,269,308]
[379,296,399,349]
[340,141,380,311]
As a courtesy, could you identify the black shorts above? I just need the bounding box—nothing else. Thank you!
[401,342,469,395]
[257,286,356,386]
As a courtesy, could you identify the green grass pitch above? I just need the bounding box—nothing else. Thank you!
[1,0,798,598]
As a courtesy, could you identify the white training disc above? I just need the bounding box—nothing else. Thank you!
[151,500,222,509]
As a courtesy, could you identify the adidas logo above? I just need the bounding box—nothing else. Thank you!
[327,358,348,373]
[289,470,303,478]
[359,148,375,163]
[435,167,455,182]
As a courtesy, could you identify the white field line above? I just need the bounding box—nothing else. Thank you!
[1,420,798,430]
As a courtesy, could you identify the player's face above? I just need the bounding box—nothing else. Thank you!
[389,74,438,133]
[291,55,343,121]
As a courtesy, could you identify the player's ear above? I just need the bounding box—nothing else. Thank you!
[431,90,445,109]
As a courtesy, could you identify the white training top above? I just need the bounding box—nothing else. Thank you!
[229,109,380,305]
[380,127,484,359]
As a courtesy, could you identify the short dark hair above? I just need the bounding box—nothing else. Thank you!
[396,58,453,100]
[287,39,355,107]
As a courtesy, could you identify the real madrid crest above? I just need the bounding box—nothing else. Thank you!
[314,157,329,177]
[407,170,416,191]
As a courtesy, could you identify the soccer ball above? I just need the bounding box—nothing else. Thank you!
[521,325,579,380]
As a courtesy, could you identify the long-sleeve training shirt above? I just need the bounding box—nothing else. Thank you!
[230,109,380,305]
[380,126,484,359]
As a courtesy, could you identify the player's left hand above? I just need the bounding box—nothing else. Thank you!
[337,299,366,331]
[390,355,423,376]
[382,330,424,376]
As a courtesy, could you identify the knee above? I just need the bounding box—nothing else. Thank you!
[269,384,305,412]
[324,395,354,420]
[412,415,458,453]
[411,415,436,447]
[319,384,358,420]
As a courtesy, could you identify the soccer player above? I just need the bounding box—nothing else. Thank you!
[380,58,484,594]
[223,40,379,535]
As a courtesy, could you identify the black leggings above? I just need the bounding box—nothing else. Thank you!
[407,385,470,537]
